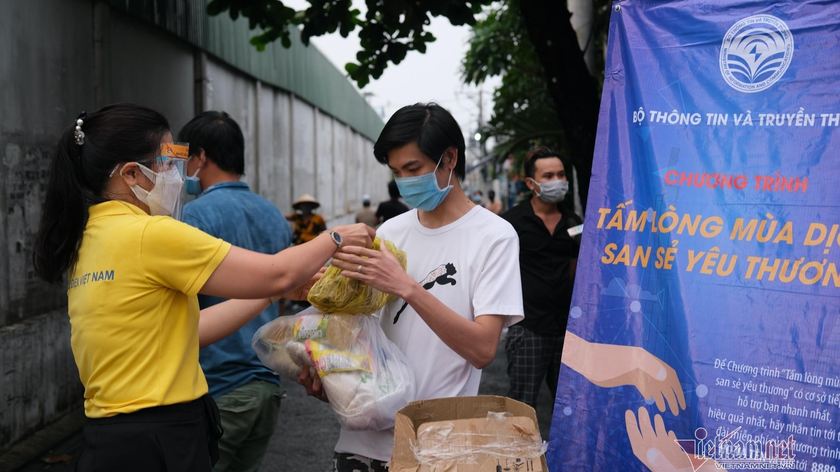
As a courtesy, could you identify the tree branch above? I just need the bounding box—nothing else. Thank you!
[518,0,601,210]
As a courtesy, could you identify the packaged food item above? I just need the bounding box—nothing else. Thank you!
[307,238,407,315]
[253,308,415,431]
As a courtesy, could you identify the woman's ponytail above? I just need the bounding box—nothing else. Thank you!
[33,104,170,284]
[33,128,99,283]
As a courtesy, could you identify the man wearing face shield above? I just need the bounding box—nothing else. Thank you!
[501,146,582,413]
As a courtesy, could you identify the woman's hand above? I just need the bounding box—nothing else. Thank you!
[331,223,376,249]
[282,267,326,301]
[331,243,416,299]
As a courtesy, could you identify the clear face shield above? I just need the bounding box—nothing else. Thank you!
[156,143,189,220]
[120,143,189,219]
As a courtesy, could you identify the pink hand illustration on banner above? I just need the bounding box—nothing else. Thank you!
[625,408,727,472]
[562,331,686,415]
[625,407,694,472]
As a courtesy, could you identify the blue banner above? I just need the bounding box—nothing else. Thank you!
[549,1,840,471]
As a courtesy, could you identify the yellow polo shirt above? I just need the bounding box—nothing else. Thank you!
[68,201,232,418]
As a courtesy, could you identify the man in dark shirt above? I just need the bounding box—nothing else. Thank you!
[375,180,409,224]
[501,147,582,411]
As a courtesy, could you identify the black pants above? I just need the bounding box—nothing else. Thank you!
[333,453,389,472]
[505,325,565,409]
[76,395,223,472]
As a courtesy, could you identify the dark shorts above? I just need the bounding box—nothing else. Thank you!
[75,395,222,472]
[333,453,389,472]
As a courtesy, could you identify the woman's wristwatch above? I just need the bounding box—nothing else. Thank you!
[323,230,343,251]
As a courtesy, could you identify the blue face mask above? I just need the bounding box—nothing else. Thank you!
[184,158,202,195]
[395,153,454,211]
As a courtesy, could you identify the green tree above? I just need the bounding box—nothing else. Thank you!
[207,0,606,205]
[463,0,612,208]
[462,0,562,161]
[207,0,492,88]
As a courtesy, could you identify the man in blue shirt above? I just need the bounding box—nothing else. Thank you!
[180,111,292,472]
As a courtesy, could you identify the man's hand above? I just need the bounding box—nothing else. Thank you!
[331,243,415,299]
[297,367,329,403]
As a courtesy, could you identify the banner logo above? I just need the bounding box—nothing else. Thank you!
[676,427,797,470]
[720,15,794,93]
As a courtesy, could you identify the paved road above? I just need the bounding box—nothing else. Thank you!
[257,331,556,472]
[18,330,556,472]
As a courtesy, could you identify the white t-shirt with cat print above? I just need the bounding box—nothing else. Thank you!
[334,205,525,462]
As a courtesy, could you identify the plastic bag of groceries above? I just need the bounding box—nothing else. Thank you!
[253,307,415,431]
[306,238,407,315]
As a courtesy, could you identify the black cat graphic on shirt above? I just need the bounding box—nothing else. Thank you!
[394,263,457,324]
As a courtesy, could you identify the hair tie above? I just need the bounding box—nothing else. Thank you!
[74,112,87,145]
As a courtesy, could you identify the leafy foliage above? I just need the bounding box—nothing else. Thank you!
[207,0,493,87]
[207,0,610,208]
[463,0,612,209]
[462,0,562,163]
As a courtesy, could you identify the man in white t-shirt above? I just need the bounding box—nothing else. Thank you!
[299,103,524,471]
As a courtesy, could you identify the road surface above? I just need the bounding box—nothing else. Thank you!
[18,330,556,472]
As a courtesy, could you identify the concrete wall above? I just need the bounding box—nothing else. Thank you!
[0,0,390,453]
[316,111,335,219]
[107,10,196,134]
[0,0,89,329]
[204,56,259,189]
[201,56,391,216]
[0,0,92,450]
[0,312,80,452]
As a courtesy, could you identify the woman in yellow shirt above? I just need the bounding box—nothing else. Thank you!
[32,103,374,472]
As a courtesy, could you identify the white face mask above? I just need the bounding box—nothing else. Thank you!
[124,163,184,217]
[531,178,569,203]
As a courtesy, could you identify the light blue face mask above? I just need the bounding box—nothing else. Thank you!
[394,153,454,211]
[184,157,202,195]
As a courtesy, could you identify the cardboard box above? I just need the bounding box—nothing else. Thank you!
[391,396,548,472]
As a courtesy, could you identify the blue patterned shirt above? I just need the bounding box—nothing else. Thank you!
[182,181,292,398]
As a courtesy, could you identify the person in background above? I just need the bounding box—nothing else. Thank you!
[286,194,327,245]
[375,180,409,225]
[514,188,529,206]
[470,190,484,206]
[179,111,291,472]
[486,190,502,215]
[32,103,374,472]
[300,103,524,472]
[355,195,379,227]
[501,146,582,414]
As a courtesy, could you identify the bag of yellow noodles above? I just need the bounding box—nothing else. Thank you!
[307,237,407,314]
